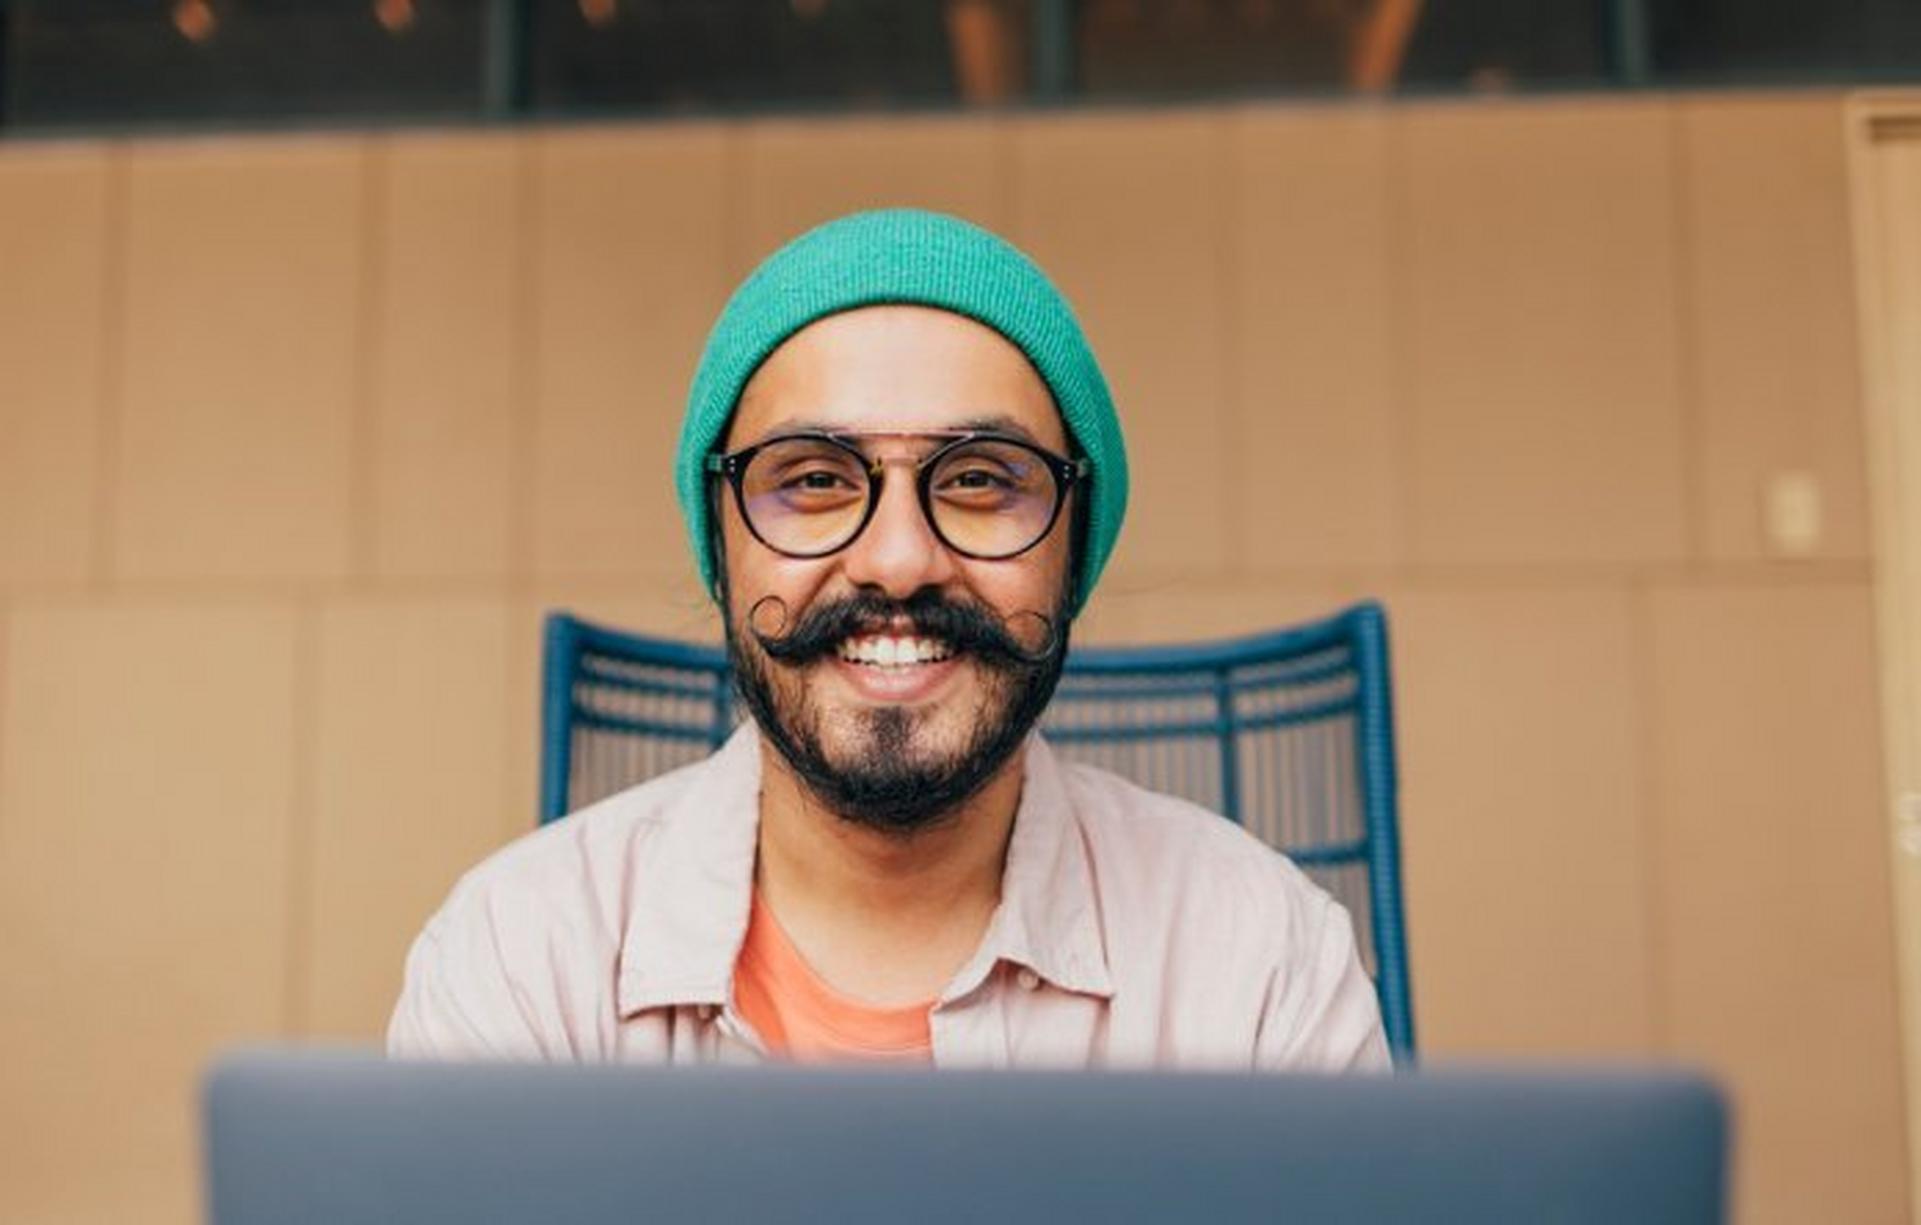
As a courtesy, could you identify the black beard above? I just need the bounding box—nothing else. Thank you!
[725,587,1070,836]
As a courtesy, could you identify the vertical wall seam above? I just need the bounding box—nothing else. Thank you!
[718,120,748,308]
[507,132,545,825]
[507,133,540,598]
[1822,97,1873,567]
[1625,574,1671,1053]
[91,144,131,592]
[1666,98,1709,569]
[283,597,320,1036]
[1002,110,1027,252]
[505,133,542,825]
[503,600,534,837]
[1217,108,1246,581]
[994,108,1017,240]
[1858,135,1900,768]
[349,138,387,591]
[0,596,11,847]
[1382,106,1416,578]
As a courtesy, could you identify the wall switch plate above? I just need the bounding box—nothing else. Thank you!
[1766,471,1823,556]
[1900,792,1921,857]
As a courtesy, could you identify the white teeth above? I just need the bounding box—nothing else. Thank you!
[836,635,953,667]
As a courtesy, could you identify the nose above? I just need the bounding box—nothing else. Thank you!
[837,462,958,600]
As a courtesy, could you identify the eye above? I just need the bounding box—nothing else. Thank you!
[940,465,1015,491]
[785,466,857,492]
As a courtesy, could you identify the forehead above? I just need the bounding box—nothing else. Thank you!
[725,304,1067,452]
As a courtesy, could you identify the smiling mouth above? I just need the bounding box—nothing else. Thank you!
[835,633,955,669]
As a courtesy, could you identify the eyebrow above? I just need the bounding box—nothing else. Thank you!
[756,415,1045,445]
[951,415,1041,443]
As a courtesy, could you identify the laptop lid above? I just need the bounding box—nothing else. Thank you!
[204,1050,1726,1225]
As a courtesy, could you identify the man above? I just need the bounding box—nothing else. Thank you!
[389,208,1388,1070]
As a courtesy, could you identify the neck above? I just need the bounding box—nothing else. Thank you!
[751,736,1025,1003]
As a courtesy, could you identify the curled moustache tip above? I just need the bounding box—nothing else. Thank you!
[748,595,792,640]
[1003,609,1062,663]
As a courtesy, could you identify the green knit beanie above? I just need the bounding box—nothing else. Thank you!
[675,208,1127,615]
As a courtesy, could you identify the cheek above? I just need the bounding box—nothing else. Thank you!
[721,512,839,627]
[1005,507,1074,600]
[960,544,1071,620]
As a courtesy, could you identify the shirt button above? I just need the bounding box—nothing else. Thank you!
[1016,968,1041,992]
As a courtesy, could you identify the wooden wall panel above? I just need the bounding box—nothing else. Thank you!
[1391,586,1655,1055]
[369,135,522,581]
[737,115,1005,276]
[1085,580,1361,644]
[1230,107,1400,570]
[113,141,364,583]
[1683,94,1870,563]
[1010,109,1233,580]
[530,125,731,580]
[1401,101,1688,567]
[1647,583,1907,1224]
[0,601,298,1225]
[305,597,514,1038]
[0,145,109,589]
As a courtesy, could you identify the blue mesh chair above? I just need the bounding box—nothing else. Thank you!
[540,601,1413,1060]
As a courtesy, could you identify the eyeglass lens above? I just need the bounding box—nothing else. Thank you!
[738,436,1061,559]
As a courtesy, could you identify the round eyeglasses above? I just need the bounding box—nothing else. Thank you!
[706,430,1089,562]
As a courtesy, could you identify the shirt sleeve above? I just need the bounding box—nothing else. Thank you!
[1253,893,1393,1072]
[386,905,558,1061]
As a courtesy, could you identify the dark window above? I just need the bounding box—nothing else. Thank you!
[1648,0,1921,84]
[2,0,1920,135]
[1075,0,1354,97]
[1396,0,1613,91]
[4,0,485,130]
[527,0,959,115]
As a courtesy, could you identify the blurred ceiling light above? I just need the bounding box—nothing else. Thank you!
[1168,0,1209,29]
[580,0,618,27]
[947,0,1025,104]
[172,0,218,43]
[1469,65,1514,92]
[374,0,416,33]
[1348,0,1424,93]
[1234,0,1278,28]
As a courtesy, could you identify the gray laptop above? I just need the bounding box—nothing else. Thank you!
[203,1050,1726,1225]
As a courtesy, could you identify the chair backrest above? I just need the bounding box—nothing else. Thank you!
[540,601,1413,1060]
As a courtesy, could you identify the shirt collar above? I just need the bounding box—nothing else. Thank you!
[614,723,1115,1019]
[615,723,763,1016]
[940,733,1116,1003]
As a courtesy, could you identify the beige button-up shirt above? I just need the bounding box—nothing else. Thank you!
[389,724,1390,1071]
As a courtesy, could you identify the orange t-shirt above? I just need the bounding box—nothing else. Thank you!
[733,891,934,1063]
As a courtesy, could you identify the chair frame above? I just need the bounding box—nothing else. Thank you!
[540,602,1414,1060]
